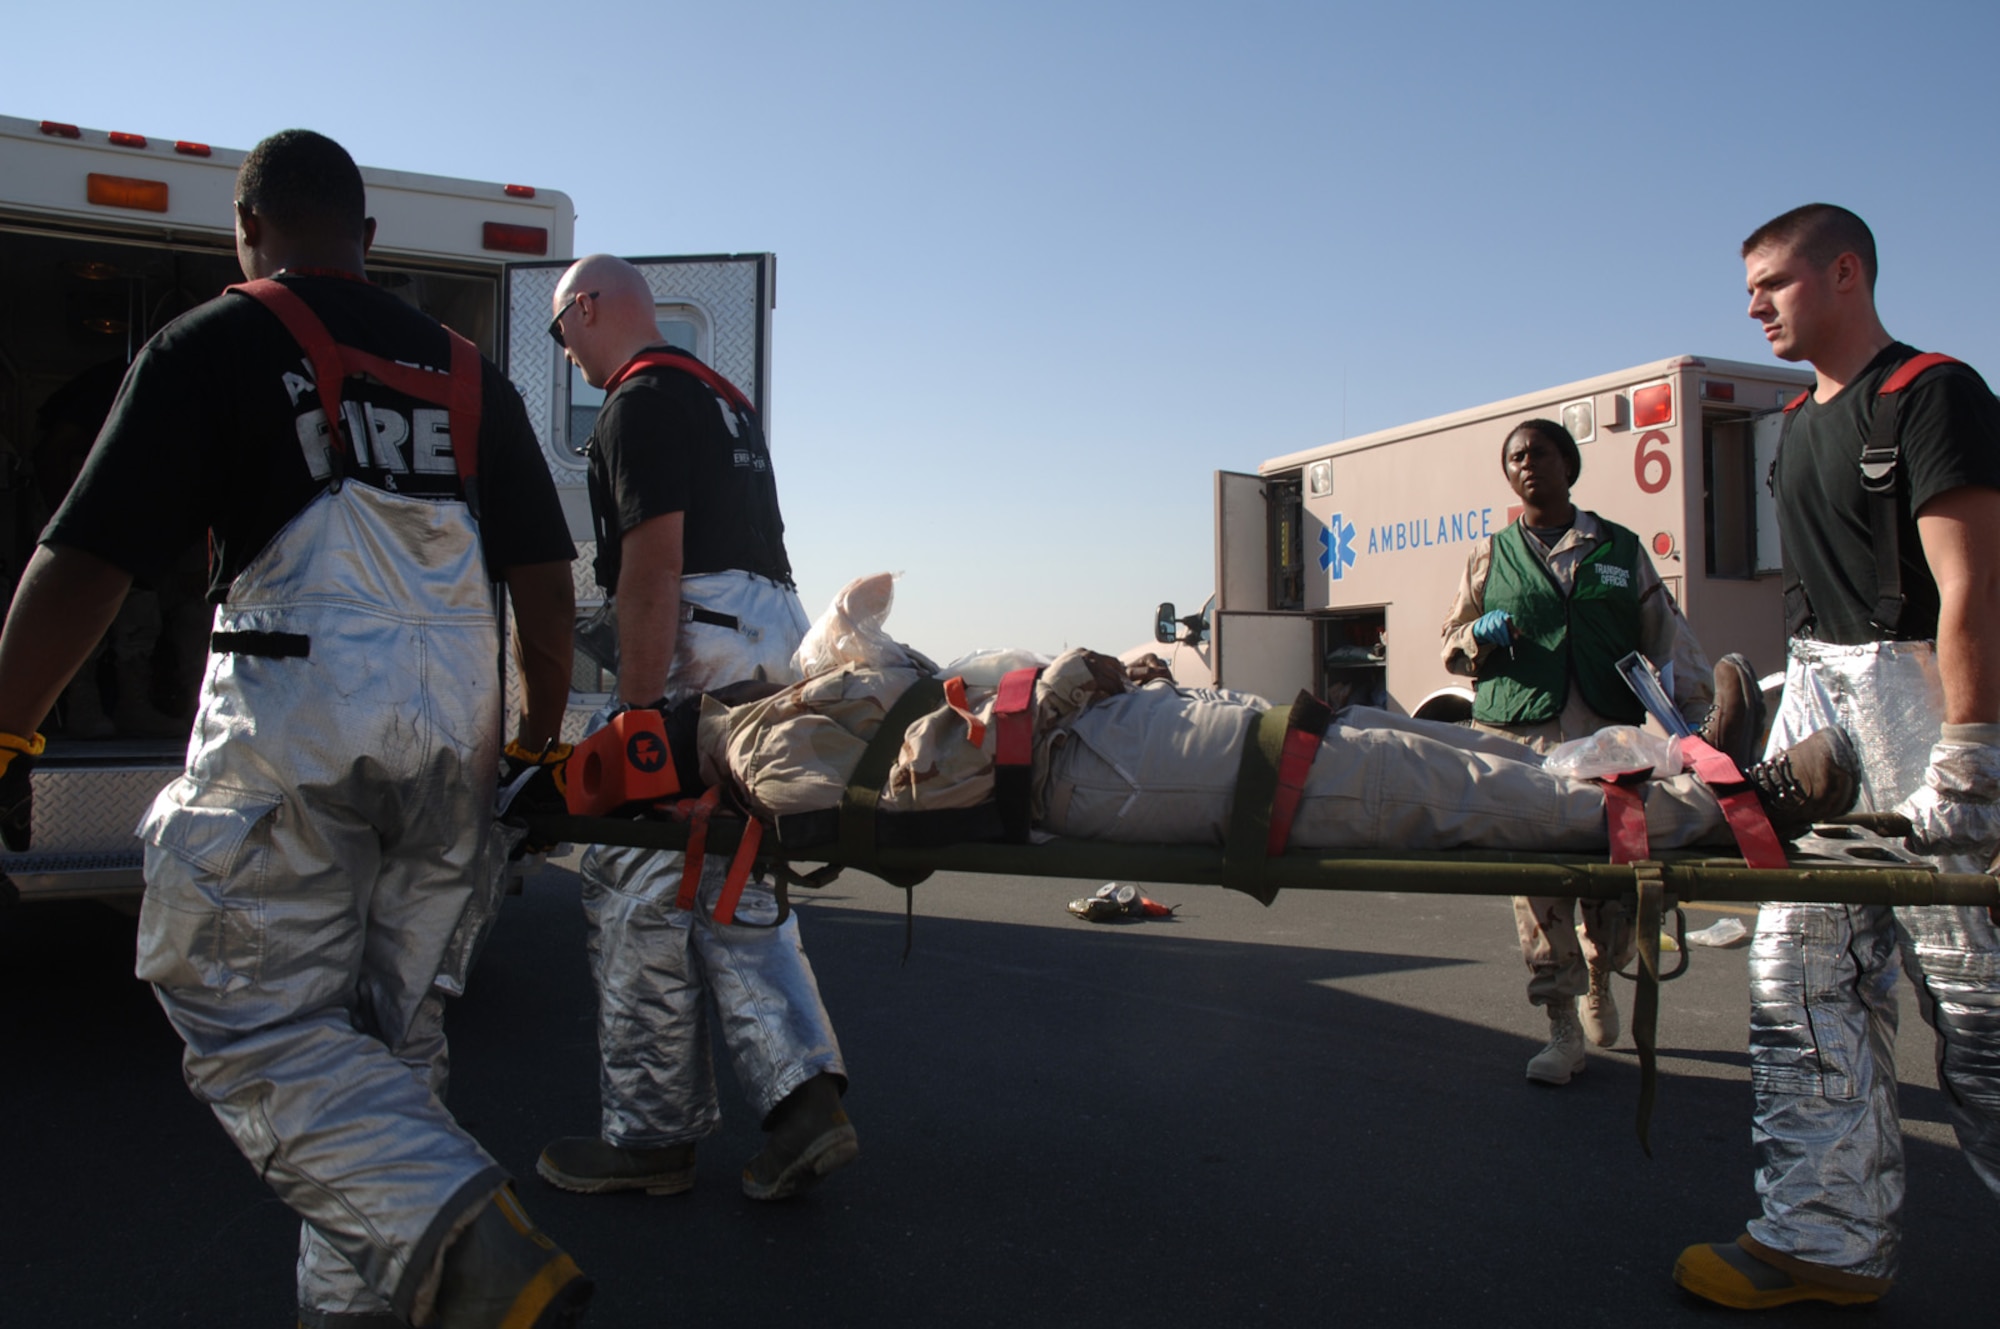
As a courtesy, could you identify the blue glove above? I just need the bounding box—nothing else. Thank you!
[1471,609,1514,648]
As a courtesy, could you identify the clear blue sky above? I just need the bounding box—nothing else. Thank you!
[9,0,1998,662]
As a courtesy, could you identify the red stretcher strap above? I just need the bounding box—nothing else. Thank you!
[676,788,723,911]
[229,278,482,484]
[1680,734,1788,871]
[711,817,764,926]
[1600,778,1651,865]
[942,675,985,747]
[994,667,1039,766]
[1266,726,1325,857]
[603,349,754,415]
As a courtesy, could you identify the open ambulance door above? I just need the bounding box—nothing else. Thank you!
[1212,470,1315,704]
[501,253,776,730]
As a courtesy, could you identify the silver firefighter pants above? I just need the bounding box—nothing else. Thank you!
[579,571,845,1145]
[1747,639,2000,1280]
[134,483,509,1321]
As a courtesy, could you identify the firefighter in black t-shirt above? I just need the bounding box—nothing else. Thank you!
[533,255,857,1204]
[0,131,589,1328]
[1676,205,2000,1309]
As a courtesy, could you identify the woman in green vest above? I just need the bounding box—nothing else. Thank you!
[1441,418,1751,1087]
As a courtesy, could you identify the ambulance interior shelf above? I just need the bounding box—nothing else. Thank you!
[1316,609,1386,711]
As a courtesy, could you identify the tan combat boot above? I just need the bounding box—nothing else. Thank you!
[1580,960,1620,1048]
[1526,999,1587,1085]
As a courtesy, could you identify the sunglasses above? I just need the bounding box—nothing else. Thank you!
[548,290,600,348]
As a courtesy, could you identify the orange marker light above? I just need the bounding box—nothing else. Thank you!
[174,141,212,157]
[107,131,148,148]
[503,183,536,198]
[86,173,169,213]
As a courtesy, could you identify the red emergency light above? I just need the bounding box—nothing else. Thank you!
[1633,382,1673,427]
[107,131,148,149]
[504,183,536,198]
[482,222,548,255]
[40,121,82,139]
[1700,379,1735,403]
[1652,531,1675,557]
[87,173,169,213]
[174,141,212,157]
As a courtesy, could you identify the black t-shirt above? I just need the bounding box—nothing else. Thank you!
[584,348,792,592]
[1777,341,2000,644]
[45,274,574,598]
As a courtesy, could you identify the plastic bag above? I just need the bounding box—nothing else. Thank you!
[792,573,930,677]
[1684,916,1751,948]
[938,646,1051,688]
[1542,725,1684,782]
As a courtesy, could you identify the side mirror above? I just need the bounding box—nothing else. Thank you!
[1154,602,1178,644]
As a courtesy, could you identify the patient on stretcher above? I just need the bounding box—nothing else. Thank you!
[651,575,1859,857]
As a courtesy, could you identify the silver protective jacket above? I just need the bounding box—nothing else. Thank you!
[1748,638,2000,1280]
[134,482,510,1320]
[581,570,845,1146]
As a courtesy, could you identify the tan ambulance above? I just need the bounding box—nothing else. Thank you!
[0,112,775,902]
[1146,355,1814,718]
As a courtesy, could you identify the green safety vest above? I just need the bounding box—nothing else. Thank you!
[1471,518,1646,726]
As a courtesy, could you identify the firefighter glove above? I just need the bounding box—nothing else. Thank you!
[1895,728,2000,859]
[1471,609,1515,648]
[500,738,574,854]
[0,730,48,853]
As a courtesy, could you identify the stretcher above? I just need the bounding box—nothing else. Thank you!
[515,687,2000,1155]
[523,806,1994,1154]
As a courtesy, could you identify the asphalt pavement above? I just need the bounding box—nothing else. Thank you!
[3,863,1993,1328]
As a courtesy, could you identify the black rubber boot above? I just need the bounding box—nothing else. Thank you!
[742,1073,859,1201]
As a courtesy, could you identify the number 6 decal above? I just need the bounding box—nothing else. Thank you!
[1635,429,1671,494]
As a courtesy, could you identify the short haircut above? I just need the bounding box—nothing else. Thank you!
[1502,418,1581,485]
[236,130,366,241]
[1741,203,1877,290]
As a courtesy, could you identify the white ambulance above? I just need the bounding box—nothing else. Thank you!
[1146,355,1814,717]
[0,112,775,902]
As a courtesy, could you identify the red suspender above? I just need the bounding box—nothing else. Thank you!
[603,349,754,415]
[229,278,483,486]
[1880,351,1960,395]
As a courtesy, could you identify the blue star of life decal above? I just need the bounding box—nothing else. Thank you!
[1320,513,1357,580]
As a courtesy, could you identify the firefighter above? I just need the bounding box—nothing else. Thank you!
[1442,418,1759,1084]
[0,130,588,1328]
[534,255,857,1204]
[1675,204,2000,1309]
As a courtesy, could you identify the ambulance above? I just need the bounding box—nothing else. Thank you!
[0,112,775,902]
[1147,355,1815,718]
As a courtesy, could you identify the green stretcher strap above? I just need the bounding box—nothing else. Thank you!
[1222,704,1292,905]
[838,674,947,888]
[1631,864,1665,1156]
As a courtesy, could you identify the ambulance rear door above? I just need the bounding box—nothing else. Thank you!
[1213,469,1314,702]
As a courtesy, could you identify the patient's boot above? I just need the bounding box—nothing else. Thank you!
[1526,999,1587,1085]
[1698,653,1765,772]
[1580,960,1620,1048]
[1746,729,1858,839]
